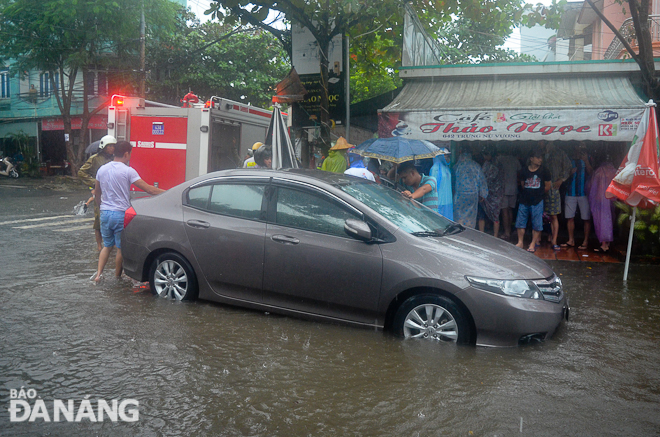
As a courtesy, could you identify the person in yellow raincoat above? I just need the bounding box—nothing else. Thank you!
[321,137,352,173]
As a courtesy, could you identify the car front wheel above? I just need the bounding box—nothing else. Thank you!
[393,294,471,344]
[149,252,198,301]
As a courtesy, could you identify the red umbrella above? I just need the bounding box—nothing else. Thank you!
[606,100,660,279]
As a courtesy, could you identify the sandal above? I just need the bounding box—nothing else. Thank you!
[527,247,536,253]
[593,247,609,253]
[560,243,575,248]
[552,245,561,251]
[578,245,588,250]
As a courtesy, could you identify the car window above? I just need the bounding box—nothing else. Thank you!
[338,181,453,234]
[207,184,266,219]
[187,185,211,209]
[275,187,361,237]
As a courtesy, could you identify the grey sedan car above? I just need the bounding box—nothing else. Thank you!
[122,169,568,347]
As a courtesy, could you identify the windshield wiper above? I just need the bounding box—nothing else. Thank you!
[440,223,465,236]
[411,230,444,237]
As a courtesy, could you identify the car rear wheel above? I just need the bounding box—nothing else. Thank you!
[393,294,471,344]
[149,253,198,301]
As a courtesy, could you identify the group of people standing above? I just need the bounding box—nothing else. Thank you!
[434,140,619,253]
[315,136,620,254]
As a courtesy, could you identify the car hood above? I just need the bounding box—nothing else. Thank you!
[404,227,554,281]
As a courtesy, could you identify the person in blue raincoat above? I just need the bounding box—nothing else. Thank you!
[344,150,375,181]
[429,149,453,220]
[453,147,488,228]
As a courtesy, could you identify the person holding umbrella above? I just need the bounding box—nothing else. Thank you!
[321,137,352,173]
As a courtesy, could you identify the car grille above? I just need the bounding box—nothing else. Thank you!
[533,275,563,303]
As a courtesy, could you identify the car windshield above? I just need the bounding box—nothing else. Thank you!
[338,181,455,235]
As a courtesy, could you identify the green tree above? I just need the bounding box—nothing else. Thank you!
[347,10,538,104]
[0,0,180,174]
[208,1,408,150]
[147,20,290,108]
[434,17,539,64]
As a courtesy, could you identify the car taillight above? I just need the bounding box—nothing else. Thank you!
[124,206,137,228]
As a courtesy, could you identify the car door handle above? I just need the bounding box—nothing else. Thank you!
[186,219,210,229]
[271,234,300,245]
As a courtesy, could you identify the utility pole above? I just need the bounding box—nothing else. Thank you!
[139,0,146,98]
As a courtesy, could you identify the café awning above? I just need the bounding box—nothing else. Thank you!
[378,76,647,142]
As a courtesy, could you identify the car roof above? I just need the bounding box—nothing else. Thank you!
[194,168,371,188]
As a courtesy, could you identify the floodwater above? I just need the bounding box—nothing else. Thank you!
[1,185,659,436]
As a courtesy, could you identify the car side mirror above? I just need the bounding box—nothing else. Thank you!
[344,219,372,242]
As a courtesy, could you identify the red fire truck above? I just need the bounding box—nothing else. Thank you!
[107,95,276,190]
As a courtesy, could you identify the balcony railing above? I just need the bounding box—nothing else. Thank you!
[604,15,660,60]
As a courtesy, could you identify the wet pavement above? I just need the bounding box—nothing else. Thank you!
[1,184,660,436]
[532,242,622,263]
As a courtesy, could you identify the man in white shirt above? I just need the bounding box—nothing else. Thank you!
[344,153,375,181]
[91,141,165,283]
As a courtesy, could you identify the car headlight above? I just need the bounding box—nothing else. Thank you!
[465,276,543,300]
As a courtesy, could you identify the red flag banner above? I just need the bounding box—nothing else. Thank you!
[606,101,660,208]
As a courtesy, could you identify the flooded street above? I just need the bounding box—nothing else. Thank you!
[1,186,659,436]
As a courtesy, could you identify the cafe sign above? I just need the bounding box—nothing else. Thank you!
[378,109,645,142]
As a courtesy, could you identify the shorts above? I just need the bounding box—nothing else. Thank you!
[93,202,101,230]
[544,189,561,215]
[516,201,544,232]
[565,195,591,220]
[500,194,517,209]
[100,210,125,249]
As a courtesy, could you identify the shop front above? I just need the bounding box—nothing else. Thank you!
[378,63,651,183]
[376,62,651,246]
[40,114,108,173]
[379,74,646,145]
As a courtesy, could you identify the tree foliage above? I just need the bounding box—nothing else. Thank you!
[0,0,180,173]
[147,20,290,108]
[349,30,402,104]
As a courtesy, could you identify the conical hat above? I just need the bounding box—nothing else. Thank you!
[329,136,353,150]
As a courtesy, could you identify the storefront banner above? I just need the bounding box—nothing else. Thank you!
[42,115,107,131]
[378,108,645,142]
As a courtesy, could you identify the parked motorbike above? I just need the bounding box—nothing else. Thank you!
[0,156,19,178]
